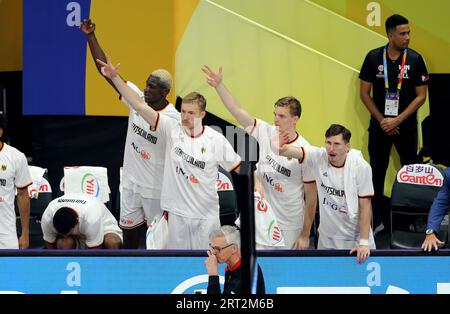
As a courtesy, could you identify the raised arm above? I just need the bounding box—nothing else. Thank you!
[202,65,255,131]
[96,56,158,127]
[80,19,121,94]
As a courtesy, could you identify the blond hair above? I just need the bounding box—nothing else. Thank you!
[183,92,207,112]
[151,69,172,90]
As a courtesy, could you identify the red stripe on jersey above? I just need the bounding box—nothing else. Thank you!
[298,147,305,164]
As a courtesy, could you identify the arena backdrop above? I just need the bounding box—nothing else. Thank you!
[9,0,450,194]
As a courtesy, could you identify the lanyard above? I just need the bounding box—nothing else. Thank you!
[383,45,407,93]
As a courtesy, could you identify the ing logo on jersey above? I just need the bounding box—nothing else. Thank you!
[81,173,100,198]
[263,174,284,193]
[131,142,151,161]
[1,164,6,171]
[176,166,199,184]
[255,195,268,213]
[189,175,199,184]
[140,150,150,160]
[274,183,284,192]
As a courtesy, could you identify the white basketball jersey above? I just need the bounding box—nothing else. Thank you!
[0,144,32,248]
[158,115,241,219]
[252,119,313,230]
[121,81,180,198]
[42,193,120,248]
[304,147,373,240]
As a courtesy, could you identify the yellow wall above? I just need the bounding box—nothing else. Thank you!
[0,0,22,71]
[311,0,450,73]
[85,0,175,116]
[175,0,448,196]
[308,0,449,193]
[85,0,199,116]
[176,0,382,151]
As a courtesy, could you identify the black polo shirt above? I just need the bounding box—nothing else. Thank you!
[359,44,429,129]
[207,259,266,294]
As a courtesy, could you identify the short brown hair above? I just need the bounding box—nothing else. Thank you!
[183,92,207,112]
[274,96,301,118]
[325,124,351,143]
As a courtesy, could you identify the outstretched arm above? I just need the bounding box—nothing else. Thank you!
[80,19,121,94]
[96,56,158,127]
[202,65,255,131]
[270,130,305,160]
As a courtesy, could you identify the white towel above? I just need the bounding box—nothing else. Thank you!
[27,165,47,199]
[64,166,111,203]
[344,149,364,220]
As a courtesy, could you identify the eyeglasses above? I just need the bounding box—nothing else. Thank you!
[209,243,235,253]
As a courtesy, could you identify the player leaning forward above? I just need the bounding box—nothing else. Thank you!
[97,56,241,249]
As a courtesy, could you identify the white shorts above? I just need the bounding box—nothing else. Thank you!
[120,187,162,229]
[318,233,376,250]
[256,228,301,250]
[0,235,19,249]
[166,212,221,250]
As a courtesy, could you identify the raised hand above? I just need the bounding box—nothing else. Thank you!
[202,65,223,87]
[96,55,121,80]
[80,19,96,35]
[204,250,219,275]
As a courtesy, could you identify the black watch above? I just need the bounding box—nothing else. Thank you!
[426,229,436,235]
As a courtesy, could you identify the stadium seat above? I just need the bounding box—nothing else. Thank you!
[62,166,112,210]
[390,164,448,249]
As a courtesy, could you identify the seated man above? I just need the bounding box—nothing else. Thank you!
[422,167,450,251]
[205,225,265,294]
[41,193,123,249]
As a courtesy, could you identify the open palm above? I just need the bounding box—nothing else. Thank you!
[202,65,223,87]
[96,55,120,79]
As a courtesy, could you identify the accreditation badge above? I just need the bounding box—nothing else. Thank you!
[384,92,399,116]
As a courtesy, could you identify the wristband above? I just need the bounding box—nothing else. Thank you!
[359,239,369,246]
